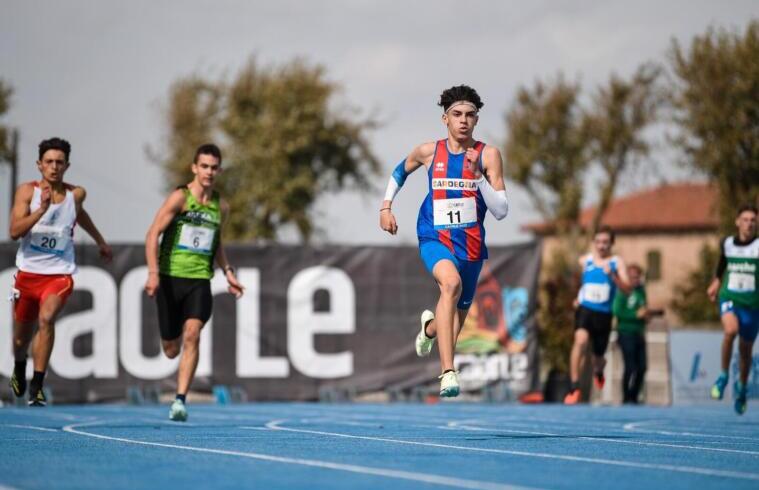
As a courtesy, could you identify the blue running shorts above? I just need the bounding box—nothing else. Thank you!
[419,239,483,310]
[720,300,759,342]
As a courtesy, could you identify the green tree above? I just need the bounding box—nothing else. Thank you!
[505,67,661,371]
[0,79,12,160]
[585,64,662,235]
[505,76,589,239]
[536,248,579,373]
[505,76,590,374]
[670,244,721,325]
[669,20,759,234]
[153,58,380,242]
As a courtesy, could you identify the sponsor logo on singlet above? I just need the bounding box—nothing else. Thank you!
[727,262,756,273]
[431,178,477,191]
[185,211,217,224]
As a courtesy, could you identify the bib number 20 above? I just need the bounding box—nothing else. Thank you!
[40,237,57,249]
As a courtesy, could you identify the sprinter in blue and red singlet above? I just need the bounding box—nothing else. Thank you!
[379,85,509,397]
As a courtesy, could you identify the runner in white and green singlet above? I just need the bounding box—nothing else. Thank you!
[707,204,758,415]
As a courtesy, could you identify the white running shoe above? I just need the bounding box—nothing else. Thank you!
[169,399,188,422]
[439,370,460,398]
[415,310,436,357]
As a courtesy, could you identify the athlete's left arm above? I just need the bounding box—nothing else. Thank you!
[215,200,244,299]
[73,187,113,263]
[473,146,508,220]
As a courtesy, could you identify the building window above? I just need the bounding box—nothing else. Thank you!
[646,250,661,281]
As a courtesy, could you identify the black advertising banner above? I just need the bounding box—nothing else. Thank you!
[0,242,541,403]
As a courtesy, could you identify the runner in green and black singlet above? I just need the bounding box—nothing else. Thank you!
[159,186,222,279]
[145,143,244,422]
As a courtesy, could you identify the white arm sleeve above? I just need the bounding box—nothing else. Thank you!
[476,176,509,220]
[383,176,401,202]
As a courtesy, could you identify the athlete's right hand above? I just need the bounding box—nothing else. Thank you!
[380,209,398,235]
[706,278,720,303]
[144,273,159,297]
[38,185,52,213]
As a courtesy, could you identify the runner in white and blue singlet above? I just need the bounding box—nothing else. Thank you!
[379,85,509,397]
[564,225,631,404]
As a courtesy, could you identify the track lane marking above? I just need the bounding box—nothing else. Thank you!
[444,422,759,456]
[624,421,758,441]
[4,424,59,433]
[262,419,759,481]
[62,419,537,490]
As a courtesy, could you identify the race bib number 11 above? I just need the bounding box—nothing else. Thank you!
[433,197,477,230]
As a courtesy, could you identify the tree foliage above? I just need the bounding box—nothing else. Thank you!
[505,76,588,236]
[537,248,579,373]
[505,67,661,370]
[585,64,662,235]
[0,79,12,161]
[669,21,759,234]
[505,67,661,241]
[670,244,721,325]
[153,58,380,242]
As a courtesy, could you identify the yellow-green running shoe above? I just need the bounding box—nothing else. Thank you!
[28,387,46,407]
[10,371,26,398]
[711,373,728,400]
[415,310,436,357]
[439,370,460,398]
[169,399,188,422]
[734,381,747,416]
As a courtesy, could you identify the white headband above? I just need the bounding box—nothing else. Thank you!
[445,101,478,114]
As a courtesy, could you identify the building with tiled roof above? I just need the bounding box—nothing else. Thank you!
[524,182,720,325]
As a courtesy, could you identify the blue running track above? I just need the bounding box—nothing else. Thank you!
[1,403,757,489]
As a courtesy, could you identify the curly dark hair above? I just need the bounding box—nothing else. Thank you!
[38,137,71,161]
[438,85,484,112]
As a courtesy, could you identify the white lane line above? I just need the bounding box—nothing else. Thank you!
[624,421,758,441]
[445,422,759,456]
[263,420,759,481]
[62,419,536,490]
[138,418,200,428]
[4,424,59,433]
[0,409,93,422]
